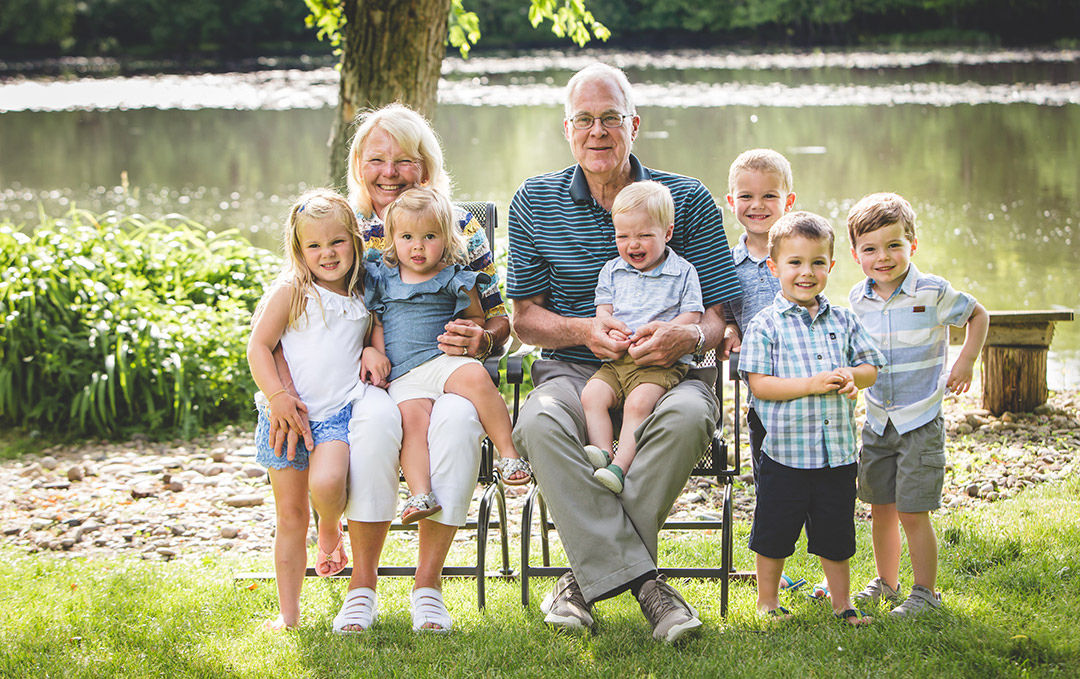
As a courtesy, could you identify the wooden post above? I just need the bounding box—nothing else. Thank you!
[951,311,1074,415]
[981,346,1047,415]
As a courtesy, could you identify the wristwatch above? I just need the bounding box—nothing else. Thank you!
[691,323,706,363]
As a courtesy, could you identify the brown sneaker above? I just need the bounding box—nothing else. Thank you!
[636,575,702,642]
[540,571,594,629]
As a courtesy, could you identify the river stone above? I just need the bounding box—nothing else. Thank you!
[130,483,157,499]
[224,494,263,508]
[220,526,240,539]
[40,456,59,470]
[67,465,85,482]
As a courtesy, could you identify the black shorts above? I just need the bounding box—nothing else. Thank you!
[749,454,858,562]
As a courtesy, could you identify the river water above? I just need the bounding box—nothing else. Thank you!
[1,49,1077,387]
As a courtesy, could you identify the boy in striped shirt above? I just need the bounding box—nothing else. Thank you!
[847,192,988,617]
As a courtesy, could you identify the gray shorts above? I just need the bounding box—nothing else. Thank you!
[857,414,945,513]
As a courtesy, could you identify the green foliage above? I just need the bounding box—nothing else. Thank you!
[449,0,483,58]
[0,0,77,50]
[0,211,281,439]
[526,0,610,46]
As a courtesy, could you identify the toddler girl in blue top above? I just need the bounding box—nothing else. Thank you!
[364,187,532,522]
[248,188,375,630]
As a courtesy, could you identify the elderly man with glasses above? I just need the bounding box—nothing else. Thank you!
[507,63,742,642]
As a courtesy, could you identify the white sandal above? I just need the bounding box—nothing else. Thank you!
[410,587,452,633]
[401,492,442,524]
[332,587,378,634]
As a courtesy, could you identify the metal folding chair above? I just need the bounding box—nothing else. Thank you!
[512,350,746,616]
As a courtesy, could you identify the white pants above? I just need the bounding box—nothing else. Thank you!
[343,386,485,526]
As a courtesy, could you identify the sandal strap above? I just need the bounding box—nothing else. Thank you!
[333,587,377,633]
[403,492,438,511]
[411,587,452,632]
[497,457,532,478]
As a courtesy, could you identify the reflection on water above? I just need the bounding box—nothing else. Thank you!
[0,50,1077,386]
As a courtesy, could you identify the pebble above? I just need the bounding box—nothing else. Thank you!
[1,393,1077,562]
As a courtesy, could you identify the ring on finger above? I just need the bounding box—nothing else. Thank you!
[462,346,468,356]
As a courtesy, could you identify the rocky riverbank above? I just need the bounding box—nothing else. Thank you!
[3,391,1077,563]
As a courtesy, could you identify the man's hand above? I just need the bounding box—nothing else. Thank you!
[719,323,741,361]
[627,321,695,367]
[588,315,631,360]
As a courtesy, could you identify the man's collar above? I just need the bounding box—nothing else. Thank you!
[569,154,651,205]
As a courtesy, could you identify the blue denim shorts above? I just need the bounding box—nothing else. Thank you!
[255,402,352,471]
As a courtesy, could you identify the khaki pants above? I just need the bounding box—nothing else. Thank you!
[512,359,718,602]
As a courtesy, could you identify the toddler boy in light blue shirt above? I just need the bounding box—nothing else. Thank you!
[581,181,704,494]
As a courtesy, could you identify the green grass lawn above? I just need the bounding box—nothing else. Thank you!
[3,476,1079,679]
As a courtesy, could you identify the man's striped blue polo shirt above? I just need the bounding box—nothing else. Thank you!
[507,155,741,365]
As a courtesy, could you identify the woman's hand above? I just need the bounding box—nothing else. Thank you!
[438,318,485,357]
[268,393,310,461]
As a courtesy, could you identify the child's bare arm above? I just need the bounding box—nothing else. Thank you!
[746,370,842,401]
[361,319,391,387]
[247,287,309,459]
[458,287,487,331]
[947,302,989,394]
[596,304,631,343]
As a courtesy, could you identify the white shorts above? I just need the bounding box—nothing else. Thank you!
[388,354,477,403]
[344,385,484,526]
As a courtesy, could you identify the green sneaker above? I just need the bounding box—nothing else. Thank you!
[594,464,624,494]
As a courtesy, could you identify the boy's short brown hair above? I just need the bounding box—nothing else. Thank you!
[728,148,794,196]
[846,192,917,246]
[768,211,835,260]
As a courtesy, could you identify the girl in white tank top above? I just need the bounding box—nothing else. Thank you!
[247,189,389,631]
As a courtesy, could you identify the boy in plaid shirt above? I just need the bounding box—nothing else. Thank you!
[739,212,886,625]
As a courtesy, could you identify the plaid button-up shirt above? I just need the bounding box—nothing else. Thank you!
[739,292,887,469]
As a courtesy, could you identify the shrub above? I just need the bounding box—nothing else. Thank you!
[0,210,281,439]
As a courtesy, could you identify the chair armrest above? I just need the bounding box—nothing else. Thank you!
[484,337,512,385]
[505,343,536,385]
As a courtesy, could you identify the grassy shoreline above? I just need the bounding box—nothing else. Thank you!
[3,475,1079,678]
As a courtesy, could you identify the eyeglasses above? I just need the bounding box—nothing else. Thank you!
[568,113,629,130]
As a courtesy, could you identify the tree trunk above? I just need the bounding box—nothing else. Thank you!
[327,0,451,187]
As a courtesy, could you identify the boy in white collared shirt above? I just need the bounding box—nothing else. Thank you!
[581,181,704,494]
[847,192,989,617]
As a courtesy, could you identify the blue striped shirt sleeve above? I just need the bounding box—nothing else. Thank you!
[507,180,548,300]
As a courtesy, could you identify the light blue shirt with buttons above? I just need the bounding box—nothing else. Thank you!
[725,232,782,336]
[595,247,704,365]
[739,292,887,469]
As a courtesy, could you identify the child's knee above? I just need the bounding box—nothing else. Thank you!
[448,363,491,395]
[275,501,309,530]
